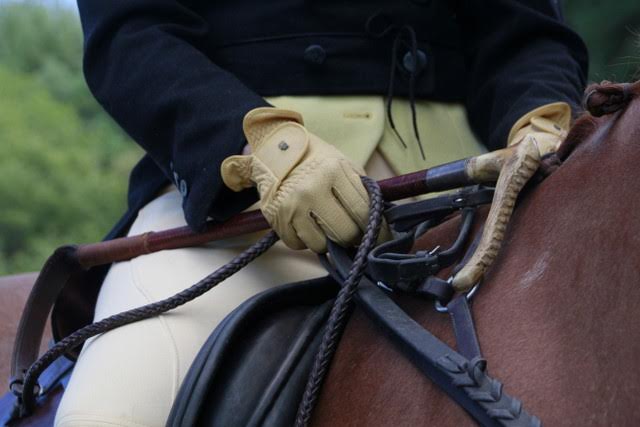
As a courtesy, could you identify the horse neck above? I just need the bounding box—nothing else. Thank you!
[465,95,640,423]
[311,97,640,426]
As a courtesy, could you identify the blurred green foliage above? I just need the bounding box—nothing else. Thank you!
[566,0,640,81]
[0,3,140,274]
[0,1,638,274]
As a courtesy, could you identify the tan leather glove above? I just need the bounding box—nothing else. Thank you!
[507,102,571,155]
[221,107,370,253]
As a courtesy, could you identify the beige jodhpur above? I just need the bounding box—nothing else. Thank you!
[55,97,485,426]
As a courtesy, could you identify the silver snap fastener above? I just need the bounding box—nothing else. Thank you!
[179,179,188,197]
[278,141,289,151]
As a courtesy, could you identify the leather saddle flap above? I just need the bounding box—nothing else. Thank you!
[167,276,337,427]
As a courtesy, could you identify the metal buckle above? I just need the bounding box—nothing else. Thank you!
[451,196,466,208]
[376,281,394,292]
[434,278,482,313]
[9,377,41,399]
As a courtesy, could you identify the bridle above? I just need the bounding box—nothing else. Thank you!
[368,186,494,300]
[295,179,541,427]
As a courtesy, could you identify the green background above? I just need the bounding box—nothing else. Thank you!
[0,1,639,274]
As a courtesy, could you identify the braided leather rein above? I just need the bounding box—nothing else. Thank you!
[295,176,384,426]
[13,230,280,416]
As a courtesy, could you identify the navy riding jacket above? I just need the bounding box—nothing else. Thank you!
[76,0,588,239]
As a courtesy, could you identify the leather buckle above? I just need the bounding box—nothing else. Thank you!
[9,376,41,400]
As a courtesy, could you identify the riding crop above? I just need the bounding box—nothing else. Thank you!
[75,145,523,269]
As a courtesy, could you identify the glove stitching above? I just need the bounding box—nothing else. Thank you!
[331,186,368,233]
[335,161,370,231]
[309,209,357,248]
[296,213,326,252]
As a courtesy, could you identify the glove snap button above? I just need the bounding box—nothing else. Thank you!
[278,141,289,151]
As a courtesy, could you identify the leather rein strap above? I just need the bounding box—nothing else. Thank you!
[327,242,541,427]
[8,246,82,397]
[316,183,540,425]
[368,186,494,297]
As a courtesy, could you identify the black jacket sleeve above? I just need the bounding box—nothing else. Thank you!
[457,0,588,150]
[77,0,268,230]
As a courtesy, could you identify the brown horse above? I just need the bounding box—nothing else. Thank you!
[312,81,640,426]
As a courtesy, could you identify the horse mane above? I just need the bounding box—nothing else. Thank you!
[556,114,598,161]
[556,80,640,161]
[583,80,640,116]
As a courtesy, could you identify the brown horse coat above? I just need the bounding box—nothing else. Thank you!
[0,273,43,383]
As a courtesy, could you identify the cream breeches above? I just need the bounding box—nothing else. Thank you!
[55,97,484,426]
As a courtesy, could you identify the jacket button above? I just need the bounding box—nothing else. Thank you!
[402,49,428,74]
[304,44,326,65]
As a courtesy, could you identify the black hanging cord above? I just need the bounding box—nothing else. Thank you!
[386,30,408,149]
[14,231,280,417]
[403,26,426,161]
[294,176,385,427]
[381,24,426,160]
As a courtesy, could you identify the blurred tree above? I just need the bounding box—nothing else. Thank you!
[0,4,140,274]
[0,65,137,274]
[0,3,136,164]
[0,65,137,273]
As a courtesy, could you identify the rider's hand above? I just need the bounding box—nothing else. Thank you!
[221,107,370,253]
[507,102,571,153]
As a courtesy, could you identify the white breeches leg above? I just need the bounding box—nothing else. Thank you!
[54,189,330,426]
